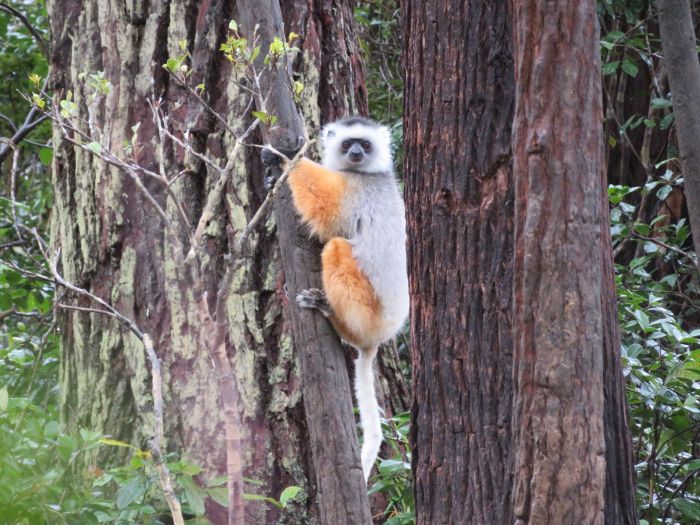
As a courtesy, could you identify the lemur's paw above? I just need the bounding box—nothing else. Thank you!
[260,146,284,167]
[296,288,330,316]
[263,169,278,191]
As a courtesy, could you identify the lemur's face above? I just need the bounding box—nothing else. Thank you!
[321,118,393,174]
[339,137,373,166]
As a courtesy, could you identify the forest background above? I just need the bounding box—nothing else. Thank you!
[0,0,699,524]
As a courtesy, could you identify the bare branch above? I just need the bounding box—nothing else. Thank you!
[233,137,312,254]
[144,332,186,525]
[0,2,49,57]
[631,232,698,264]
[186,117,261,262]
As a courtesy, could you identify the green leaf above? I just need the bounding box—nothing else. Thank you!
[180,476,206,516]
[39,148,52,166]
[98,438,135,448]
[116,478,146,509]
[0,387,8,412]
[229,20,238,32]
[673,498,700,521]
[87,141,102,154]
[164,58,180,73]
[243,493,283,510]
[602,61,620,75]
[621,58,638,77]
[279,486,302,507]
[660,113,675,130]
[657,185,672,201]
[651,97,673,109]
[208,487,228,506]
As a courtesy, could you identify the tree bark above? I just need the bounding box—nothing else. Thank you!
[511,2,637,524]
[404,1,637,524]
[657,0,700,268]
[237,2,371,522]
[47,1,383,523]
[403,2,516,524]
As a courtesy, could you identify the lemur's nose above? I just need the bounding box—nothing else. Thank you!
[349,144,364,161]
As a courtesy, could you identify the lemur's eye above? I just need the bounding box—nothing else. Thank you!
[361,141,371,151]
[341,140,351,152]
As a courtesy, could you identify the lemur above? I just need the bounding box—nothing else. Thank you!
[261,117,409,482]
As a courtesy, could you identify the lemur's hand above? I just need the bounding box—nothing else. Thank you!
[260,138,305,190]
[260,147,285,167]
[260,137,305,166]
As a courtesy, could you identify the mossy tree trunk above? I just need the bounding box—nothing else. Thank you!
[47,1,402,523]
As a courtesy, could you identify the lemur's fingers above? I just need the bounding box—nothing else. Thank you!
[260,140,306,167]
[260,147,284,167]
[263,167,278,191]
[296,288,331,317]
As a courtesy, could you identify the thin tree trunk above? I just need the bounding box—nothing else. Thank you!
[511,2,637,523]
[47,1,381,523]
[237,2,371,522]
[403,2,516,523]
[657,0,700,268]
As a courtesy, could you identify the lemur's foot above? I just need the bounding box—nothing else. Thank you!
[296,288,331,317]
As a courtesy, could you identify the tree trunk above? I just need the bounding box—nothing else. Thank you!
[404,1,637,524]
[657,0,700,268]
[511,1,637,523]
[238,2,371,522]
[403,2,516,524]
[47,1,390,523]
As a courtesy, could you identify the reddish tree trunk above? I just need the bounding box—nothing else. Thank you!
[403,2,516,523]
[404,1,637,524]
[511,1,637,523]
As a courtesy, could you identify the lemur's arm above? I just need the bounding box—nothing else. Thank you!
[262,149,346,240]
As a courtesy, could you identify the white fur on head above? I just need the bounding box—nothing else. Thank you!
[320,117,393,174]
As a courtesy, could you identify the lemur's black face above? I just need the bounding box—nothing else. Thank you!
[340,138,372,164]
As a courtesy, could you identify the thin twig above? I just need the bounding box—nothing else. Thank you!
[0,2,49,57]
[168,71,239,137]
[233,137,312,254]
[0,77,50,164]
[144,332,186,525]
[631,232,698,264]
[34,231,185,525]
[185,117,261,262]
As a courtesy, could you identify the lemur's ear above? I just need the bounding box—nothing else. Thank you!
[320,123,336,147]
[378,125,392,147]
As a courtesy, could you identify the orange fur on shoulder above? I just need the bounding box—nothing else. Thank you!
[288,158,346,240]
[322,237,382,350]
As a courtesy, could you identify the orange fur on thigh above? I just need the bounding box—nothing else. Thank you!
[321,238,382,349]
[288,159,346,240]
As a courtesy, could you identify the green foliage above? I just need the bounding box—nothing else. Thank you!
[355,1,404,176]
[611,186,700,524]
[599,1,700,517]
[0,0,48,135]
[369,412,415,524]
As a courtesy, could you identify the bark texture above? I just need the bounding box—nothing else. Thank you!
[47,1,387,523]
[238,2,371,522]
[657,0,700,267]
[511,2,636,523]
[403,2,516,524]
[404,1,637,524]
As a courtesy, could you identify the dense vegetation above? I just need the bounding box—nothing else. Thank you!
[0,0,698,523]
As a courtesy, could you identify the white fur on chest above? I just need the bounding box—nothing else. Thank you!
[335,172,410,340]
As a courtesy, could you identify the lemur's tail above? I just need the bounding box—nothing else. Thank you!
[355,346,382,482]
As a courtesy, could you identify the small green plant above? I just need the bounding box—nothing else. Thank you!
[369,411,415,524]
